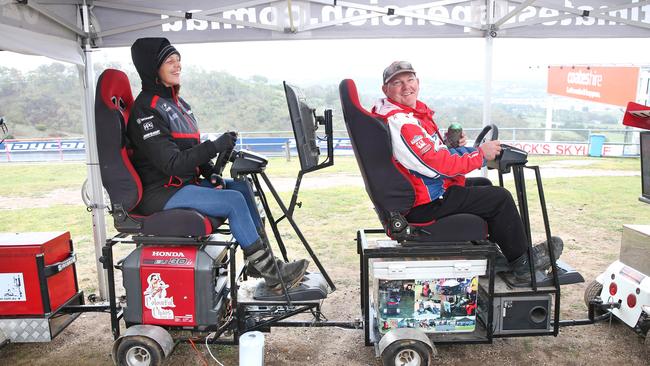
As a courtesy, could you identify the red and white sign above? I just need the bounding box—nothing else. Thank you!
[140,246,197,326]
[509,142,624,157]
[547,66,639,107]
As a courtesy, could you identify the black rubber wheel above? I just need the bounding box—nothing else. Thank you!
[584,280,603,309]
[115,336,164,366]
[382,340,431,366]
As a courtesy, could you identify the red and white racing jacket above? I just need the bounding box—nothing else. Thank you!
[372,98,485,208]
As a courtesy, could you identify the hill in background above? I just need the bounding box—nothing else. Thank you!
[0,62,624,141]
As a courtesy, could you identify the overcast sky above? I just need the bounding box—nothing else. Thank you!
[2,38,649,87]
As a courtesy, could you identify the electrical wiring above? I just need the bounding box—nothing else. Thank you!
[188,337,209,366]
[204,302,233,366]
[205,332,225,366]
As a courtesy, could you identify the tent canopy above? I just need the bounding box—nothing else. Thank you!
[2,1,650,62]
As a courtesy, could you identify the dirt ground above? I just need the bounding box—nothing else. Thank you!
[2,265,649,366]
[1,169,649,365]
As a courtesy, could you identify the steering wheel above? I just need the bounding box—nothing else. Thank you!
[473,124,499,148]
[213,149,235,176]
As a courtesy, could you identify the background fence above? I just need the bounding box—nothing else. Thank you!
[0,128,642,163]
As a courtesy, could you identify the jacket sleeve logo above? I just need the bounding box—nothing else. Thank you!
[136,115,154,125]
[143,121,154,131]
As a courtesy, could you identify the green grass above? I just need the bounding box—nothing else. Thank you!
[264,155,361,177]
[0,156,361,197]
[0,162,87,196]
[503,175,650,233]
[526,156,640,171]
[0,204,92,235]
[0,155,633,196]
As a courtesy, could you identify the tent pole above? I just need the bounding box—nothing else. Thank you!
[78,3,108,300]
[81,46,109,301]
[483,35,493,129]
[482,1,495,177]
[545,95,554,142]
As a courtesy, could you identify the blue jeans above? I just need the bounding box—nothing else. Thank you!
[163,179,262,248]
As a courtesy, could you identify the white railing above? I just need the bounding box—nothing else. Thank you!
[0,128,642,162]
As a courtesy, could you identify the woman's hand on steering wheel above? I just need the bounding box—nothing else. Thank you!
[213,149,234,177]
[212,131,237,152]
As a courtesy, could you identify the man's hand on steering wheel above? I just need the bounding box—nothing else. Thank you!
[480,140,502,161]
[472,124,501,160]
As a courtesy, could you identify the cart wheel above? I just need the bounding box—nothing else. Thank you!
[115,336,164,366]
[583,280,603,309]
[382,340,430,366]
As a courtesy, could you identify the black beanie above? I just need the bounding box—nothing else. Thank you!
[156,40,180,69]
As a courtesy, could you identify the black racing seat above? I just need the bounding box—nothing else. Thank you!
[338,79,487,243]
[94,69,223,237]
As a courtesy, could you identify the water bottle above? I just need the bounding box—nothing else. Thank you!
[446,123,463,148]
[239,331,265,365]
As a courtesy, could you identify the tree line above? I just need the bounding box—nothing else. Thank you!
[0,62,623,140]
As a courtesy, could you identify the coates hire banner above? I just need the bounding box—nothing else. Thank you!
[547,66,640,107]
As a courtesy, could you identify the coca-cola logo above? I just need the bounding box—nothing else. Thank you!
[151,251,185,257]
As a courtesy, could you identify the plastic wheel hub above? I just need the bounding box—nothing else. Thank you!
[126,346,152,366]
[394,348,422,366]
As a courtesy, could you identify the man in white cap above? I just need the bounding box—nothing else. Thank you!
[372,61,563,283]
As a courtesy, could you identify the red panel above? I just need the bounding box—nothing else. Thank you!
[0,232,76,315]
[140,246,197,326]
[623,102,650,130]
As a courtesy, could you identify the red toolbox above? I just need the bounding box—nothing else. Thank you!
[0,232,78,315]
[0,232,82,342]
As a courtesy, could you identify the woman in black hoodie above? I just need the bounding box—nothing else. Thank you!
[127,37,308,290]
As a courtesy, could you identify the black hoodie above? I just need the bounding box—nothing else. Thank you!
[127,37,218,215]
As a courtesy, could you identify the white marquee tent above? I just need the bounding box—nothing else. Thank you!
[2,0,649,298]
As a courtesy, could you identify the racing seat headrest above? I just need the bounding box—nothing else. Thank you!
[95,69,140,212]
[338,79,415,226]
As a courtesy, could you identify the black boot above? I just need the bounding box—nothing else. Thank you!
[510,236,564,282]
[243,239,309,290]
[245,228,286,278]
[494,251,511,273]
[531,236,564,268]
[510,254,535,282]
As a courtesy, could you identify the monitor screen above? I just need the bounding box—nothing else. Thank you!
[283,81,320,171]
[642,132,650,201]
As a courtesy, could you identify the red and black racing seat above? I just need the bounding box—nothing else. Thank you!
[338,79,487,243]
[94,69,223,237]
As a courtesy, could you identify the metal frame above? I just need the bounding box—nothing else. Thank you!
[101,230,360,346]
[358,229,498,346]
[496,163,562,333]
